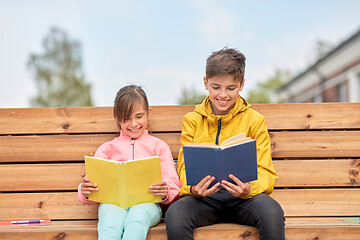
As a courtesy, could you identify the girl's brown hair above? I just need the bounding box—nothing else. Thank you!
[113,85,149,125]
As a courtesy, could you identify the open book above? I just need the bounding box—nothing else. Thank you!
[183,133,257,186]
[85,156,162,209]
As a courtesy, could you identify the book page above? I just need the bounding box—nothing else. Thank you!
[220,133,252,148]
[85,155,162,208]
[185,142,218,148]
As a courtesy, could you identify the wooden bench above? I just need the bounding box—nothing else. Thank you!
[0,103,360,239]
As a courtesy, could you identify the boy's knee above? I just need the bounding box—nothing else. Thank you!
[165,200,186,223]
[165,198,197,231]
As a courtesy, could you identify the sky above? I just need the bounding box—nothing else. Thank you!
[1,0,360,108]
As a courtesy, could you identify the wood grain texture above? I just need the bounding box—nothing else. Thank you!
[270,131,360,158]
[1,189,359,220]
[0,163,85,191]
[0,192,99,220]
[253,102,360,130]
[1,218,360,240]
[0,103,359,135]
[1,159,358,192]
[274,159,360,187]
[1,131,360,163]
[1,103,360,239]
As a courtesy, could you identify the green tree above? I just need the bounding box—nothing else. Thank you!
[28,27,93,107]
[177,86,207,105]
[246,69,292,104]
[314,39,333,61]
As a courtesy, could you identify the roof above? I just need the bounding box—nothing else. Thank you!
[278,26,360,91]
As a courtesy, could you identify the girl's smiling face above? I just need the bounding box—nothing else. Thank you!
[204,74,244,115]
[118,102,150,138]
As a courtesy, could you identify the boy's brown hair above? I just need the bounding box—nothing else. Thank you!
[113,84,149,124]
[206,48,246,83]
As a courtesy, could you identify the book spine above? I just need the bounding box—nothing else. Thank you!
[215,148,221,184]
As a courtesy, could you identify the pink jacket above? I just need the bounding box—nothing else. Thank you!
[78,130,181,205]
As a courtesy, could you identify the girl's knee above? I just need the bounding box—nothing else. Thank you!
[98,204,126,240]
[125,203,161,227]
[98,203,127,222]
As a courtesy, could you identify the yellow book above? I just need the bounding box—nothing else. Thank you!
[85,156,162,209]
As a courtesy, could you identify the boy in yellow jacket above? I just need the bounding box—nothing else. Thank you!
[165,48,285,240]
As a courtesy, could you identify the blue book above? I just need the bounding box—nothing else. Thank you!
[183,133,258,186]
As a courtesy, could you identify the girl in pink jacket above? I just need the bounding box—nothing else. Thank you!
[78,85,181,240]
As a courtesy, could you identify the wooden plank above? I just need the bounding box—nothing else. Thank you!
[0,220,98,240]
[1,103,359,135]
[0,107,116,135]
[0,134,116,163]
[1,218,360,240]
[275,159,360,187]
[1,131,360,163]
[0,133,179,163]
[0,163,84,191]
[0,189,359,220]
[0,106,194,135]
[0,192,99,220]
[270,131,360,158]
[253,102,360,130]
[1,159,358,192]
[271,189,360,217]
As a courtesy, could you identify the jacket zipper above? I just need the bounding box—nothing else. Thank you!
[131,138,135,160]
[215,118,221,145]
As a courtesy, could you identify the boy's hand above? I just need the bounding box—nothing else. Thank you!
[81,176,98,199]
[191,175,220,197]
[221,174,251,198]
[149,180,168,199]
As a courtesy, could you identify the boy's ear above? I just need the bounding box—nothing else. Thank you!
[239,78,245,91]
[203,76,209,90]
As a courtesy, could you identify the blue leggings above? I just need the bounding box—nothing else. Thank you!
[98,203,161,240]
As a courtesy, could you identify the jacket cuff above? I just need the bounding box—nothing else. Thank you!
[179,185,193,196]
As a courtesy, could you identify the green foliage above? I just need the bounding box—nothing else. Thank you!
[28,27,93,107]
[177,86,207,105]
[246,69,292,104]
[314,40,333,61]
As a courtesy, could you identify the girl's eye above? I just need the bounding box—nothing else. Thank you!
[212,87,220,90]
[228,88,236,91]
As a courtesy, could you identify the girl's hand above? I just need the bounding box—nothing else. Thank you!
[81,176,98,199]
[191,175,220,197]
[221,174,251,198]
[149,181,168,199]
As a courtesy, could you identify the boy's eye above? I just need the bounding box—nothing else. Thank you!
[212,86,220,90]
[228,88,236,91]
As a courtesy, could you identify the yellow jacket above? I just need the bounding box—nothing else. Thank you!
[178,96,278,198]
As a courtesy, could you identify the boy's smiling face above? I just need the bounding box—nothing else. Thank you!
[204,74,244,116]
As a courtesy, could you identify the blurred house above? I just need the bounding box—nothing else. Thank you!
[278,28,360,103]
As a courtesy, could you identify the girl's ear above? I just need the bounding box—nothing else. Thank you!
[114,117,122,131]
[147,107,152,118]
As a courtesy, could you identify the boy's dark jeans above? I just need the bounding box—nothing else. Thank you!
[165,190,285,240]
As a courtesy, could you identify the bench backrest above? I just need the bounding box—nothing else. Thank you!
[0,103,359,220]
